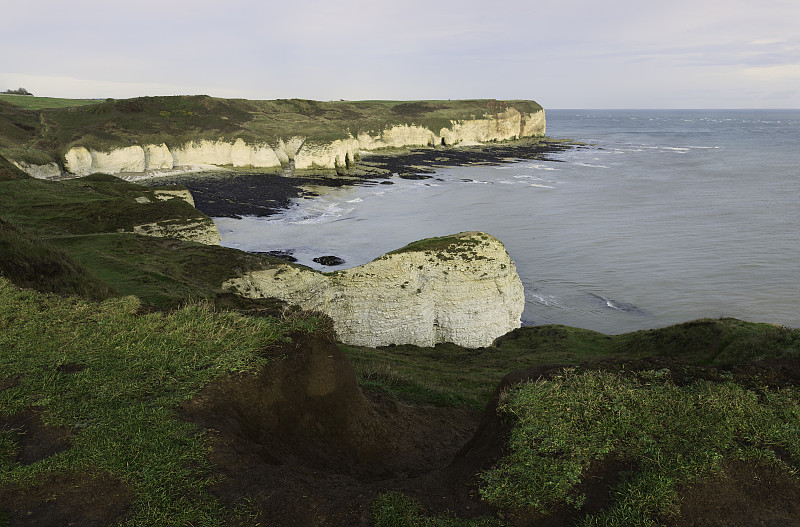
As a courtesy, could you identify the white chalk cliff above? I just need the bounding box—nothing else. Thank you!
[36,107,545,178]
[224,232,525,348]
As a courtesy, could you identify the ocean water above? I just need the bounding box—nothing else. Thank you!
[214,110,800,334]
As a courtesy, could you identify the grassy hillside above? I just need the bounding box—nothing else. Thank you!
[342,319,800,410]
[0,95,543,166]
[0,278,321,526]
[0,94,100,110]
[0,173,292,309]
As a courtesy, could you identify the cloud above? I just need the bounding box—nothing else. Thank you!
[2,0,800,107]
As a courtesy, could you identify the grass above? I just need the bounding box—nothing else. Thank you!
[0,173,304,310]
[0,94,100,110]
[0,278,322,526]
[479,368,800,525]
[0,173,212,237]
[49,233,286,309]
[0,218,114,300]
[372,492,500,527]
[342,320,800,411]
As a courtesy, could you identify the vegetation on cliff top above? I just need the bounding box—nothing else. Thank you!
[0,94,543,167]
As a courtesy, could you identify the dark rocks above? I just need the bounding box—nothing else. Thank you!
[313,256,345,266]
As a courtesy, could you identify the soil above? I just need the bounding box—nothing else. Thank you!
[3,338,800,525]
[0,472,131,527]
[179,329,482,526]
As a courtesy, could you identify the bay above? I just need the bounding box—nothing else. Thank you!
[214,110,800,334]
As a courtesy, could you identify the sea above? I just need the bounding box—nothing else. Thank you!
[213,110,800,334]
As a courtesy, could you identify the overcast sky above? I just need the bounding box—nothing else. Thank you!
[2,0,798,108]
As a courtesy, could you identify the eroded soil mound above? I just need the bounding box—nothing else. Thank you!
[180,331,480,525]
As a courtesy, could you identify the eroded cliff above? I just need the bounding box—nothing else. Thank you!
[13,104,545,179]
[224,232,525,348]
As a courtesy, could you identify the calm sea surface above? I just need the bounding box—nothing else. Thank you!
[214,110,800,334]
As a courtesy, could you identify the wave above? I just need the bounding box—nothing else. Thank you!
[587,293,642,313]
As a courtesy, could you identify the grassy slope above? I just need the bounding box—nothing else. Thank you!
[482,369,800,525]
[0,94,99,110]
[0,95,543,165]
[0,174,294,309]
[0,278,320,526]
[342,320,800,410]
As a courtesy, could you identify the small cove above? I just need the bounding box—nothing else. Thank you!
[174,110,800,334]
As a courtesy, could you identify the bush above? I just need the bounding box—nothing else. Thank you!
[2,87,33,96]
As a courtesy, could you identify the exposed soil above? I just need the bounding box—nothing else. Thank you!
[0,471,132,527]
[0,407,72,465]
[0,409,132,526]
[179,330,481,526]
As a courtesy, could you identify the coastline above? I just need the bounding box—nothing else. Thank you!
[142,138,577,219]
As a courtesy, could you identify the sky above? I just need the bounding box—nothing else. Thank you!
[1,0,799,108]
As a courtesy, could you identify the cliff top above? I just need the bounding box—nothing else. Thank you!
[0,95,543,166]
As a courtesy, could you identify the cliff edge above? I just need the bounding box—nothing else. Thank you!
[0,97,545,179]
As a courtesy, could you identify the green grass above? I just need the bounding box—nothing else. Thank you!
[341,320,800,410]
[479,368,800,525]
[0,173,212,237]
[0,218,114,300]
[0,278,321,526]
[49,233,286,309]
[0,173,302,310]
[372,492,500,527]
[0,94,100,110]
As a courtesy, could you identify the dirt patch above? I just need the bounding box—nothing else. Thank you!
[0,471,132,527]
[0,407,72,465]
[0,375,20,393]
[673,459,800,527]
[180,330,480,525]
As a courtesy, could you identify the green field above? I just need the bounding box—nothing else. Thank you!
[0,94,100,110]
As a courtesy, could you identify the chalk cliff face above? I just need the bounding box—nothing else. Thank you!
[49,108,545,177]
[224,232,525,348]
[11,160,62,180]
[127,189,221,245]
[132,219,221,245]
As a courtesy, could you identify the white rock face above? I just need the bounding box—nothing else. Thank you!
[170,139,282,170]
[11,161,63,179]
[153,189,195,207]
[144,143,174,169]
[294,138,359,170]
[224,232,525,348]
[91,146,146,173]
[64,147,94,176]
[132,219,221,245]
[55,107,546,177]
